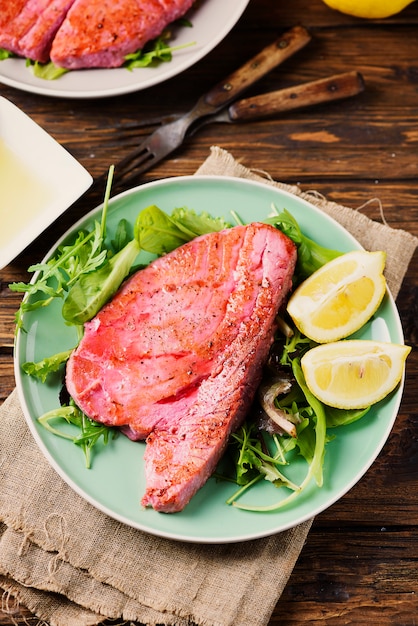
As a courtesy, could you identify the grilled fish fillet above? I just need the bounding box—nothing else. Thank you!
[66,223,297,512]
[50,0,196,68]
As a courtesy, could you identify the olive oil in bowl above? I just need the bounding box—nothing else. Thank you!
[0,139,52,250]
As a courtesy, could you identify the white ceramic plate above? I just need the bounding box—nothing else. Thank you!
[14,175,407,543]
[0,0,250,99]
[0,97,92,268]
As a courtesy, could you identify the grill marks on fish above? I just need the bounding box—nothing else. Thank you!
[0,0,58,59]
[20,0,78,63]
[0,0,195,67]
[0,0,29,31]
[66,223,297,512]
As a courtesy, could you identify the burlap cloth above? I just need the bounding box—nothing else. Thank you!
[0,147,416,626]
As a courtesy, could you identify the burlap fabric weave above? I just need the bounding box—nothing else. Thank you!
[0,147,416,626]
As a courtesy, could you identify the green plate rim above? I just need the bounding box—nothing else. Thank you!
[14,175,406,543]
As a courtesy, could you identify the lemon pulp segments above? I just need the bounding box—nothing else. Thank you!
[301,340,411,409]
[287,250,387,343]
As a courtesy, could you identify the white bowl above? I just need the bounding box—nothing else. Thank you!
[0,96,92,268]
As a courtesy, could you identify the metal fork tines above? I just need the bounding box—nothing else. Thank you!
[113,26,313,188]
[114,69,365,189]
[114,97,215,187]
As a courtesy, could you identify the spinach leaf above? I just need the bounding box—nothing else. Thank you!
[62,238,140,324]
[135,204,232,254]
[264,207,342,279]
[326,405,371,428]
[135,204,191,254]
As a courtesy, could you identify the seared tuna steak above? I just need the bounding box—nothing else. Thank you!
[66,223,297,512]
[0,0,195,67]
[19,0,77,63]
[0,1,28,31]
[0,0,54,57]
[50,0,196,69]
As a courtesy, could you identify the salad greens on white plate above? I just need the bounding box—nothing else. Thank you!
[13,175,405,543]
[0,0,250,99]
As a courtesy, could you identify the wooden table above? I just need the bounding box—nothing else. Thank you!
[1,1,417,624]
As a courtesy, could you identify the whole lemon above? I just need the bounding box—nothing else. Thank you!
[322,0,415,18]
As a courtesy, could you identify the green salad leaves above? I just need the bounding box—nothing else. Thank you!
[0,48,13,60]
[265,206,342,279]
[38,401,117,469]
[11,196,371,507]
[217,327,370,512]
[124,36,196,70]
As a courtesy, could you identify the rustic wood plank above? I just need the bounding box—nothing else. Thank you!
[1,0,418,624]
[273,526,418,625]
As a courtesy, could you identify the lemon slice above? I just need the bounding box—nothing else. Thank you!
[321,0,414,19]
[287,250,387,343]
[301,340,411,409]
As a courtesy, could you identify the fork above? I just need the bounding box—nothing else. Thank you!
[115,70,365,190]
[182,70,365,134]
[112,25,312,189]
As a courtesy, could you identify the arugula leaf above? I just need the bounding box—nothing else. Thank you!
[232,424,263,485]
[222,422,300,505]
[279,326,316,366]
[9,223,108,330]
[231,358,328,512]
[9,167,114,330]
[38,402,117,468]
[22,349,74,383]
[124,36,195,69]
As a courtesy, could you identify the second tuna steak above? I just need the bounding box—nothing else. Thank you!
[66,222,297,512]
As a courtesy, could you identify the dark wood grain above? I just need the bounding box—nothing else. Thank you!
[1,0,418,624]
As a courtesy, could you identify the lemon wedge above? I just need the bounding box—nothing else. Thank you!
[321,0,414,19]
[301,340,411,409]
[287,250,387,343]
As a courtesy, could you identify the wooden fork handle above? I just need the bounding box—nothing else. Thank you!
[204,25,312,108]
[228,71,365,121]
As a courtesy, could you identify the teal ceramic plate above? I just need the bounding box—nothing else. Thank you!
[14,176,406,543]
